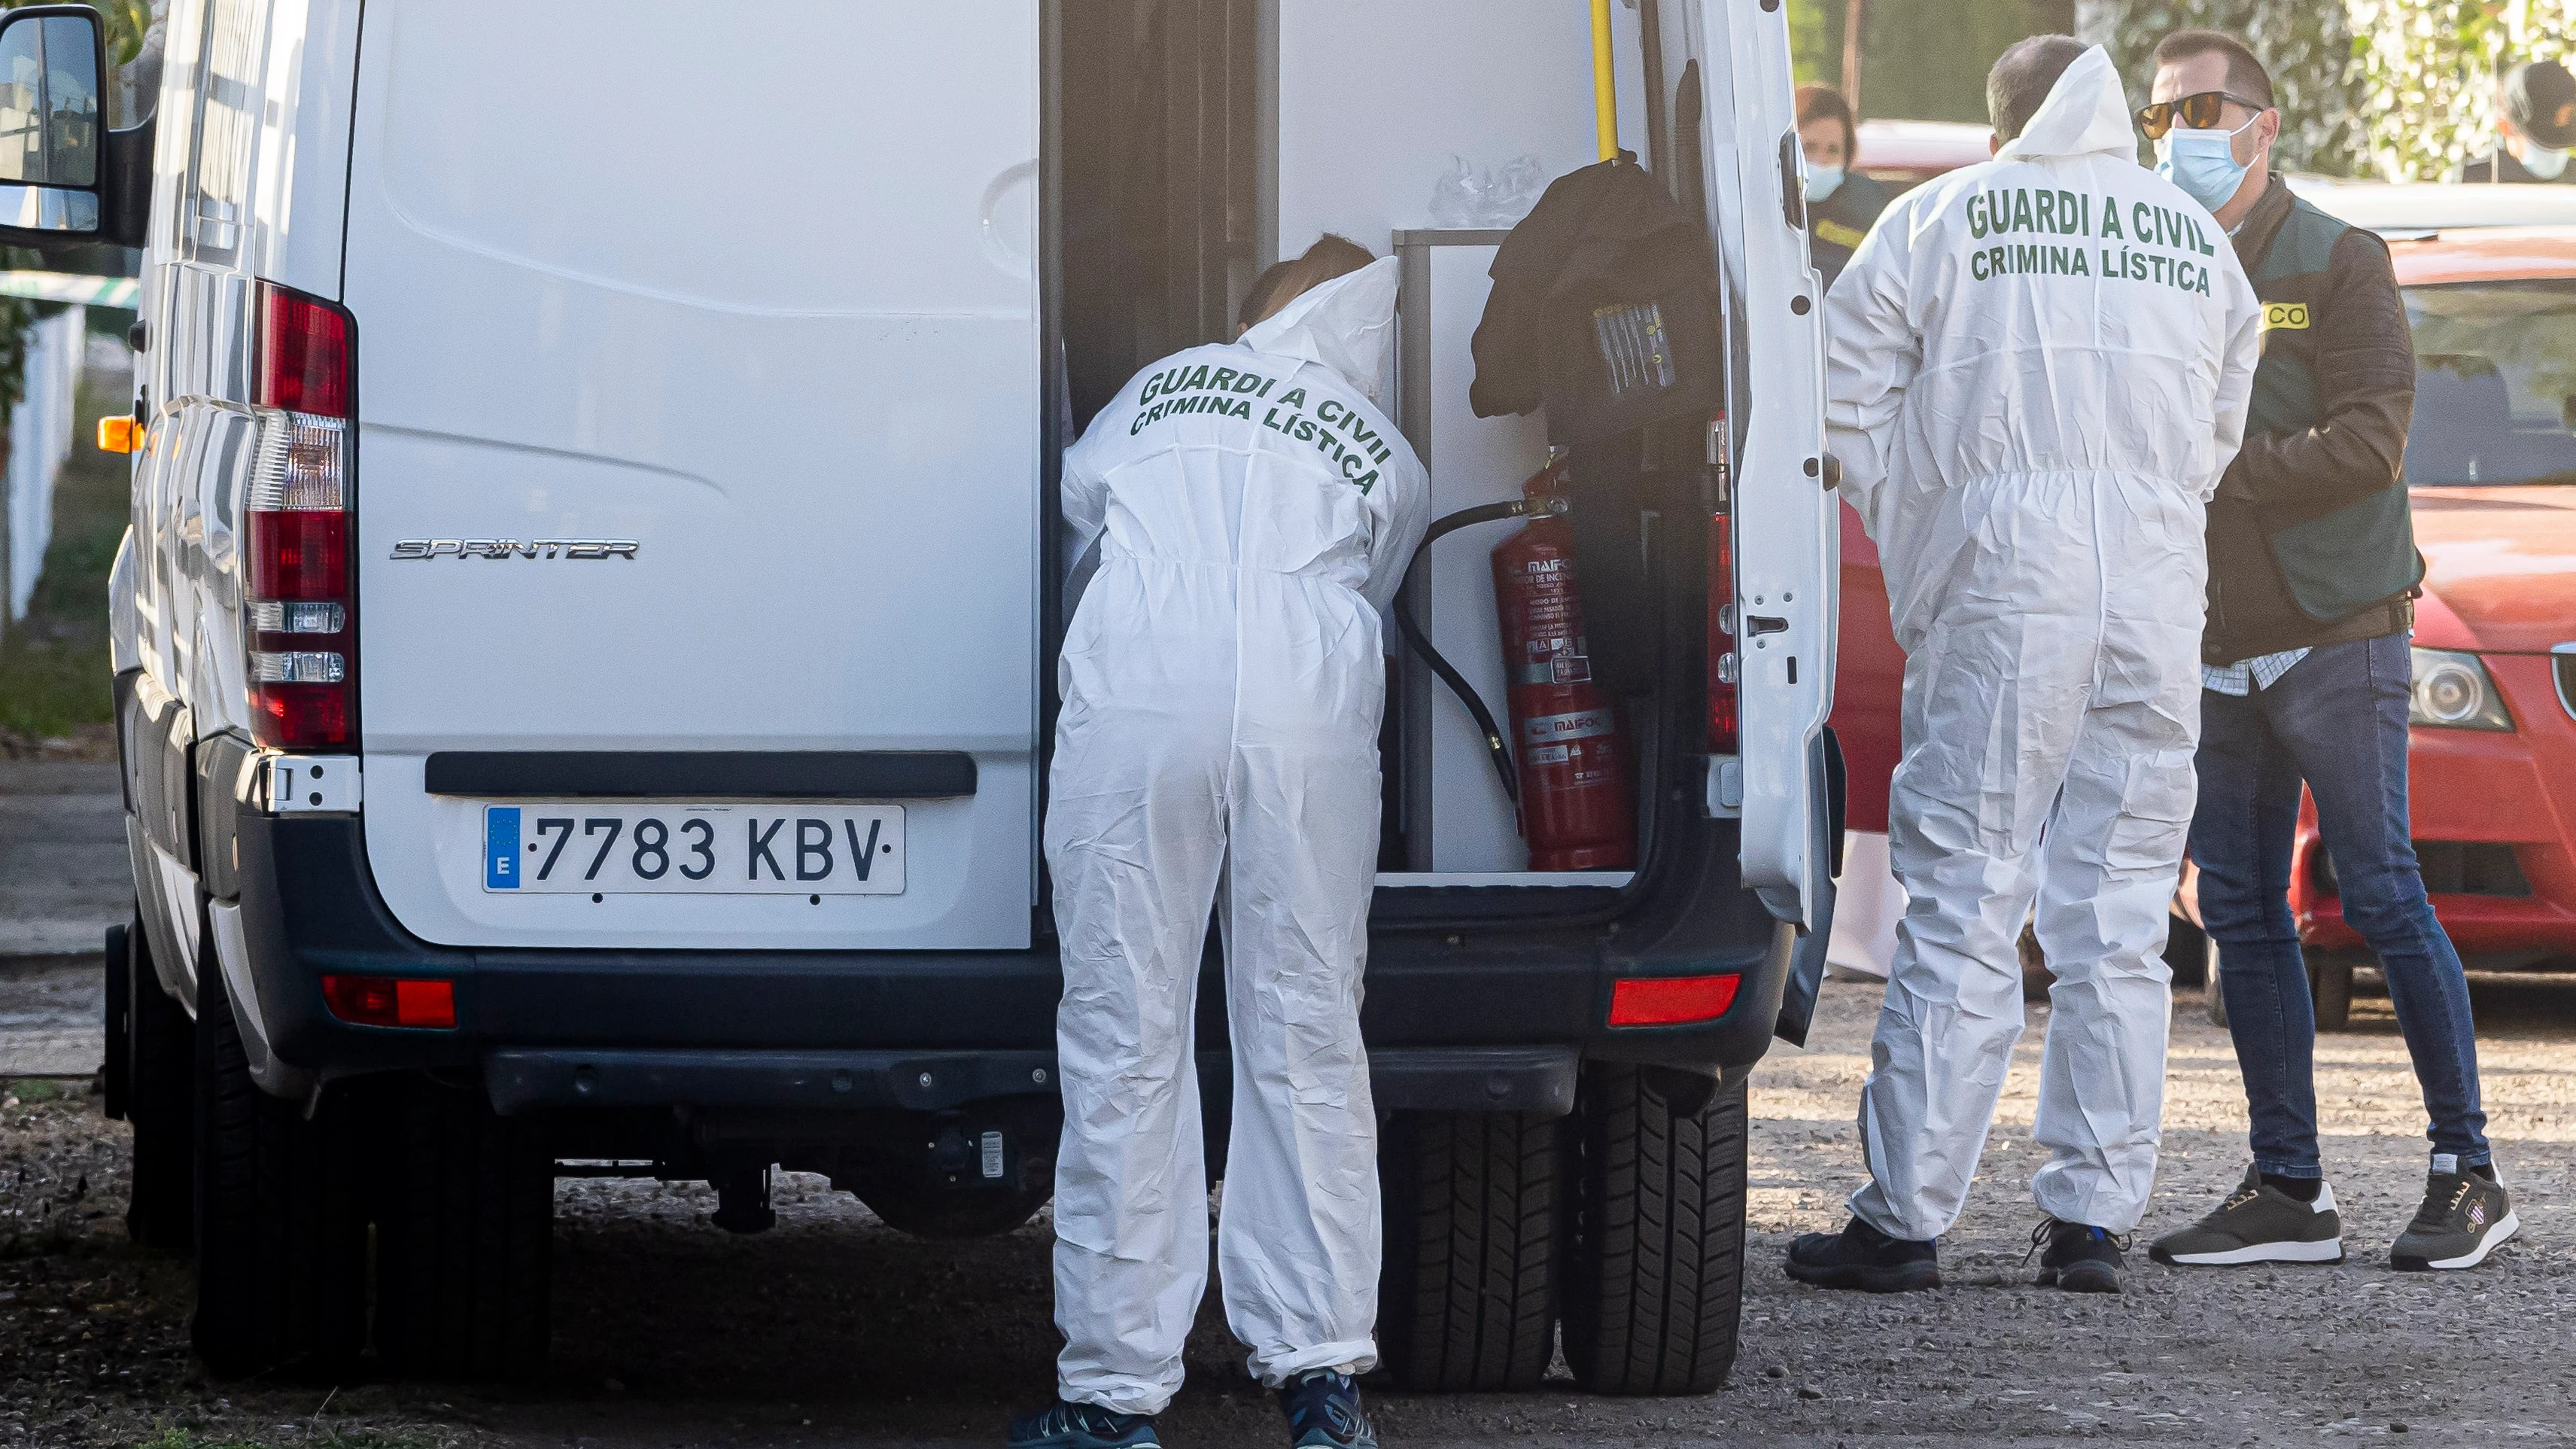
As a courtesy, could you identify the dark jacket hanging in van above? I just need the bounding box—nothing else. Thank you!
[1467,157,1725,443]
[1467,159,1727,696]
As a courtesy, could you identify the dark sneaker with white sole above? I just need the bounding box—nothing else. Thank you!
[2031,1219,2127,1293]
[2392,1158,2518,1271]
[1005,1401,1161,1449]
[1277,1370,1377,1449]
[2149,1166,2345,1268]
[1784,1216,1941,1292]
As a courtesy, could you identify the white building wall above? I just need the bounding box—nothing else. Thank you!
[4,308,88,627]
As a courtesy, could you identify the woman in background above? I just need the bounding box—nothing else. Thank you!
[1798,84,1891,289]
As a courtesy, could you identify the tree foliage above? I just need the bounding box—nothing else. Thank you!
[2346,0,2573,180]
[2099,1,2362,174]
[1787,0,2076,123]
[2095,1,2576,180]
[0,0,148,62]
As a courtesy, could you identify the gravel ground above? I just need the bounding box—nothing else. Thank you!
[4,970,2573,1449]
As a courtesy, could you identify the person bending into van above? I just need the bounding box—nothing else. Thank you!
[1786,38,2260,1296]
[2144,30,2517,1274]
[1011,236,1427,1449]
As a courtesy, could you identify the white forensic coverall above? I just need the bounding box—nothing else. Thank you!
[1047,257,1428,1414]
[1825,47,2261,1240]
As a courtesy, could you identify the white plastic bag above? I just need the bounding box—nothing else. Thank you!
[1428,154,1546,229]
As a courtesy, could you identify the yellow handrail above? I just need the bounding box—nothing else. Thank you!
[1592,0,1618,161]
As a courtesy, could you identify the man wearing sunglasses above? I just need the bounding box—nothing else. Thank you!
[2140,30,2517,1275]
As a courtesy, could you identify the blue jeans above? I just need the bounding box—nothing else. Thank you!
[2188,632,2490,1177]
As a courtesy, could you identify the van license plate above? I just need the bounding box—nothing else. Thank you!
[480,805,905,895]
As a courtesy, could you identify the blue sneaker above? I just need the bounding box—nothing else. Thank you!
[1277,1370,1377,1449]
[1005,1399,1160,1448]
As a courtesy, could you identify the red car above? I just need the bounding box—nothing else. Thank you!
[1829,193,2576,1023]
[2285,221,2576,1018]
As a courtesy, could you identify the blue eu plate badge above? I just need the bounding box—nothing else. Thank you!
[485,807,522,890]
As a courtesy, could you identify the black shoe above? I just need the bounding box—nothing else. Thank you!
[1006,1400,1161,1449]
[1277,1370,1376,1449]
[2031,1219,2126,1293]
[1784,1216,1941,1292]
[2149,1166,2345,1267]
[2391,1160,2518,1271]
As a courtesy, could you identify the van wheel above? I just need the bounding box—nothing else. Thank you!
[2016,920,2052,1003]
[2163,912,2210,990]
[1564,1066,1745,1396]
[2310,954,2356,1033]
[118,915,196,1250]
[1373,1110,1559,1392]
[374,1078,555,1379]
[190,962,370,1377]
[102,925,127,1119]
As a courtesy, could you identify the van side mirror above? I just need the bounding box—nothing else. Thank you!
[0,5,106,241]
[0,5,146,251]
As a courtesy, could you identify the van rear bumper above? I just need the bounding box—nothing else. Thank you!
[230,809,1792,1116]
[482,1044,1580,1118]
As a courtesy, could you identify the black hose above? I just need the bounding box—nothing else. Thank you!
[1393,498,1534,804]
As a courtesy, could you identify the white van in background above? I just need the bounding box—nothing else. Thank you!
[23,0,1837,1389]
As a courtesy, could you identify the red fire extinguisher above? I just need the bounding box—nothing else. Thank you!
[1491,458,1636,871]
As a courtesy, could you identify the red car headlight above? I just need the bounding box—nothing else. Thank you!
[2410,647,2514,731]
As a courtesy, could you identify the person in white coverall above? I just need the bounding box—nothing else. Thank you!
[1010,238,1427,1449]
[1784,38,2261,1297]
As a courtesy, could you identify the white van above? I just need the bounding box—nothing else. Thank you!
[42,0,1838,1390]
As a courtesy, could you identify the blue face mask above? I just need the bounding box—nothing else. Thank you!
[2155,117,2257,212]
[1805,165,1845,204]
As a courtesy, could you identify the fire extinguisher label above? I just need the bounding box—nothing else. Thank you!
[1512,635,1594,686]
[1521,707,1617,745]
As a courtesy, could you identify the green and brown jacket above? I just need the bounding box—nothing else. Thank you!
[2203,174,2422,665]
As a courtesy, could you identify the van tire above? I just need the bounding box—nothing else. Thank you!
[373,1078,555,1379]
[1563,1065,1745,1396]
[120,915,196,1251]
[1373,1110,1560,1392]
[2164,912,2210,990]
[190,961,370,1377]
[2310,953,2355,1033]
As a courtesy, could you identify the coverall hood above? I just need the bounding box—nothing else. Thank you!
[1239,254,1400,406]
[1995,44,2137,163]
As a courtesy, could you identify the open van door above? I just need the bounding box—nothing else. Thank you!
[1682,2,1836,929]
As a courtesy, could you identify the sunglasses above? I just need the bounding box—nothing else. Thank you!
[2135,90,2269,140]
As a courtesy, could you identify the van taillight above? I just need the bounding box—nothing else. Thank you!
[245,282,356,750]
[1708,414,1738,755]
[321,974,455,1030]
[259,285,351,416]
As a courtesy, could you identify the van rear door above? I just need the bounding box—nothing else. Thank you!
[344,1,1041,951]
[1683,0,1835,927]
